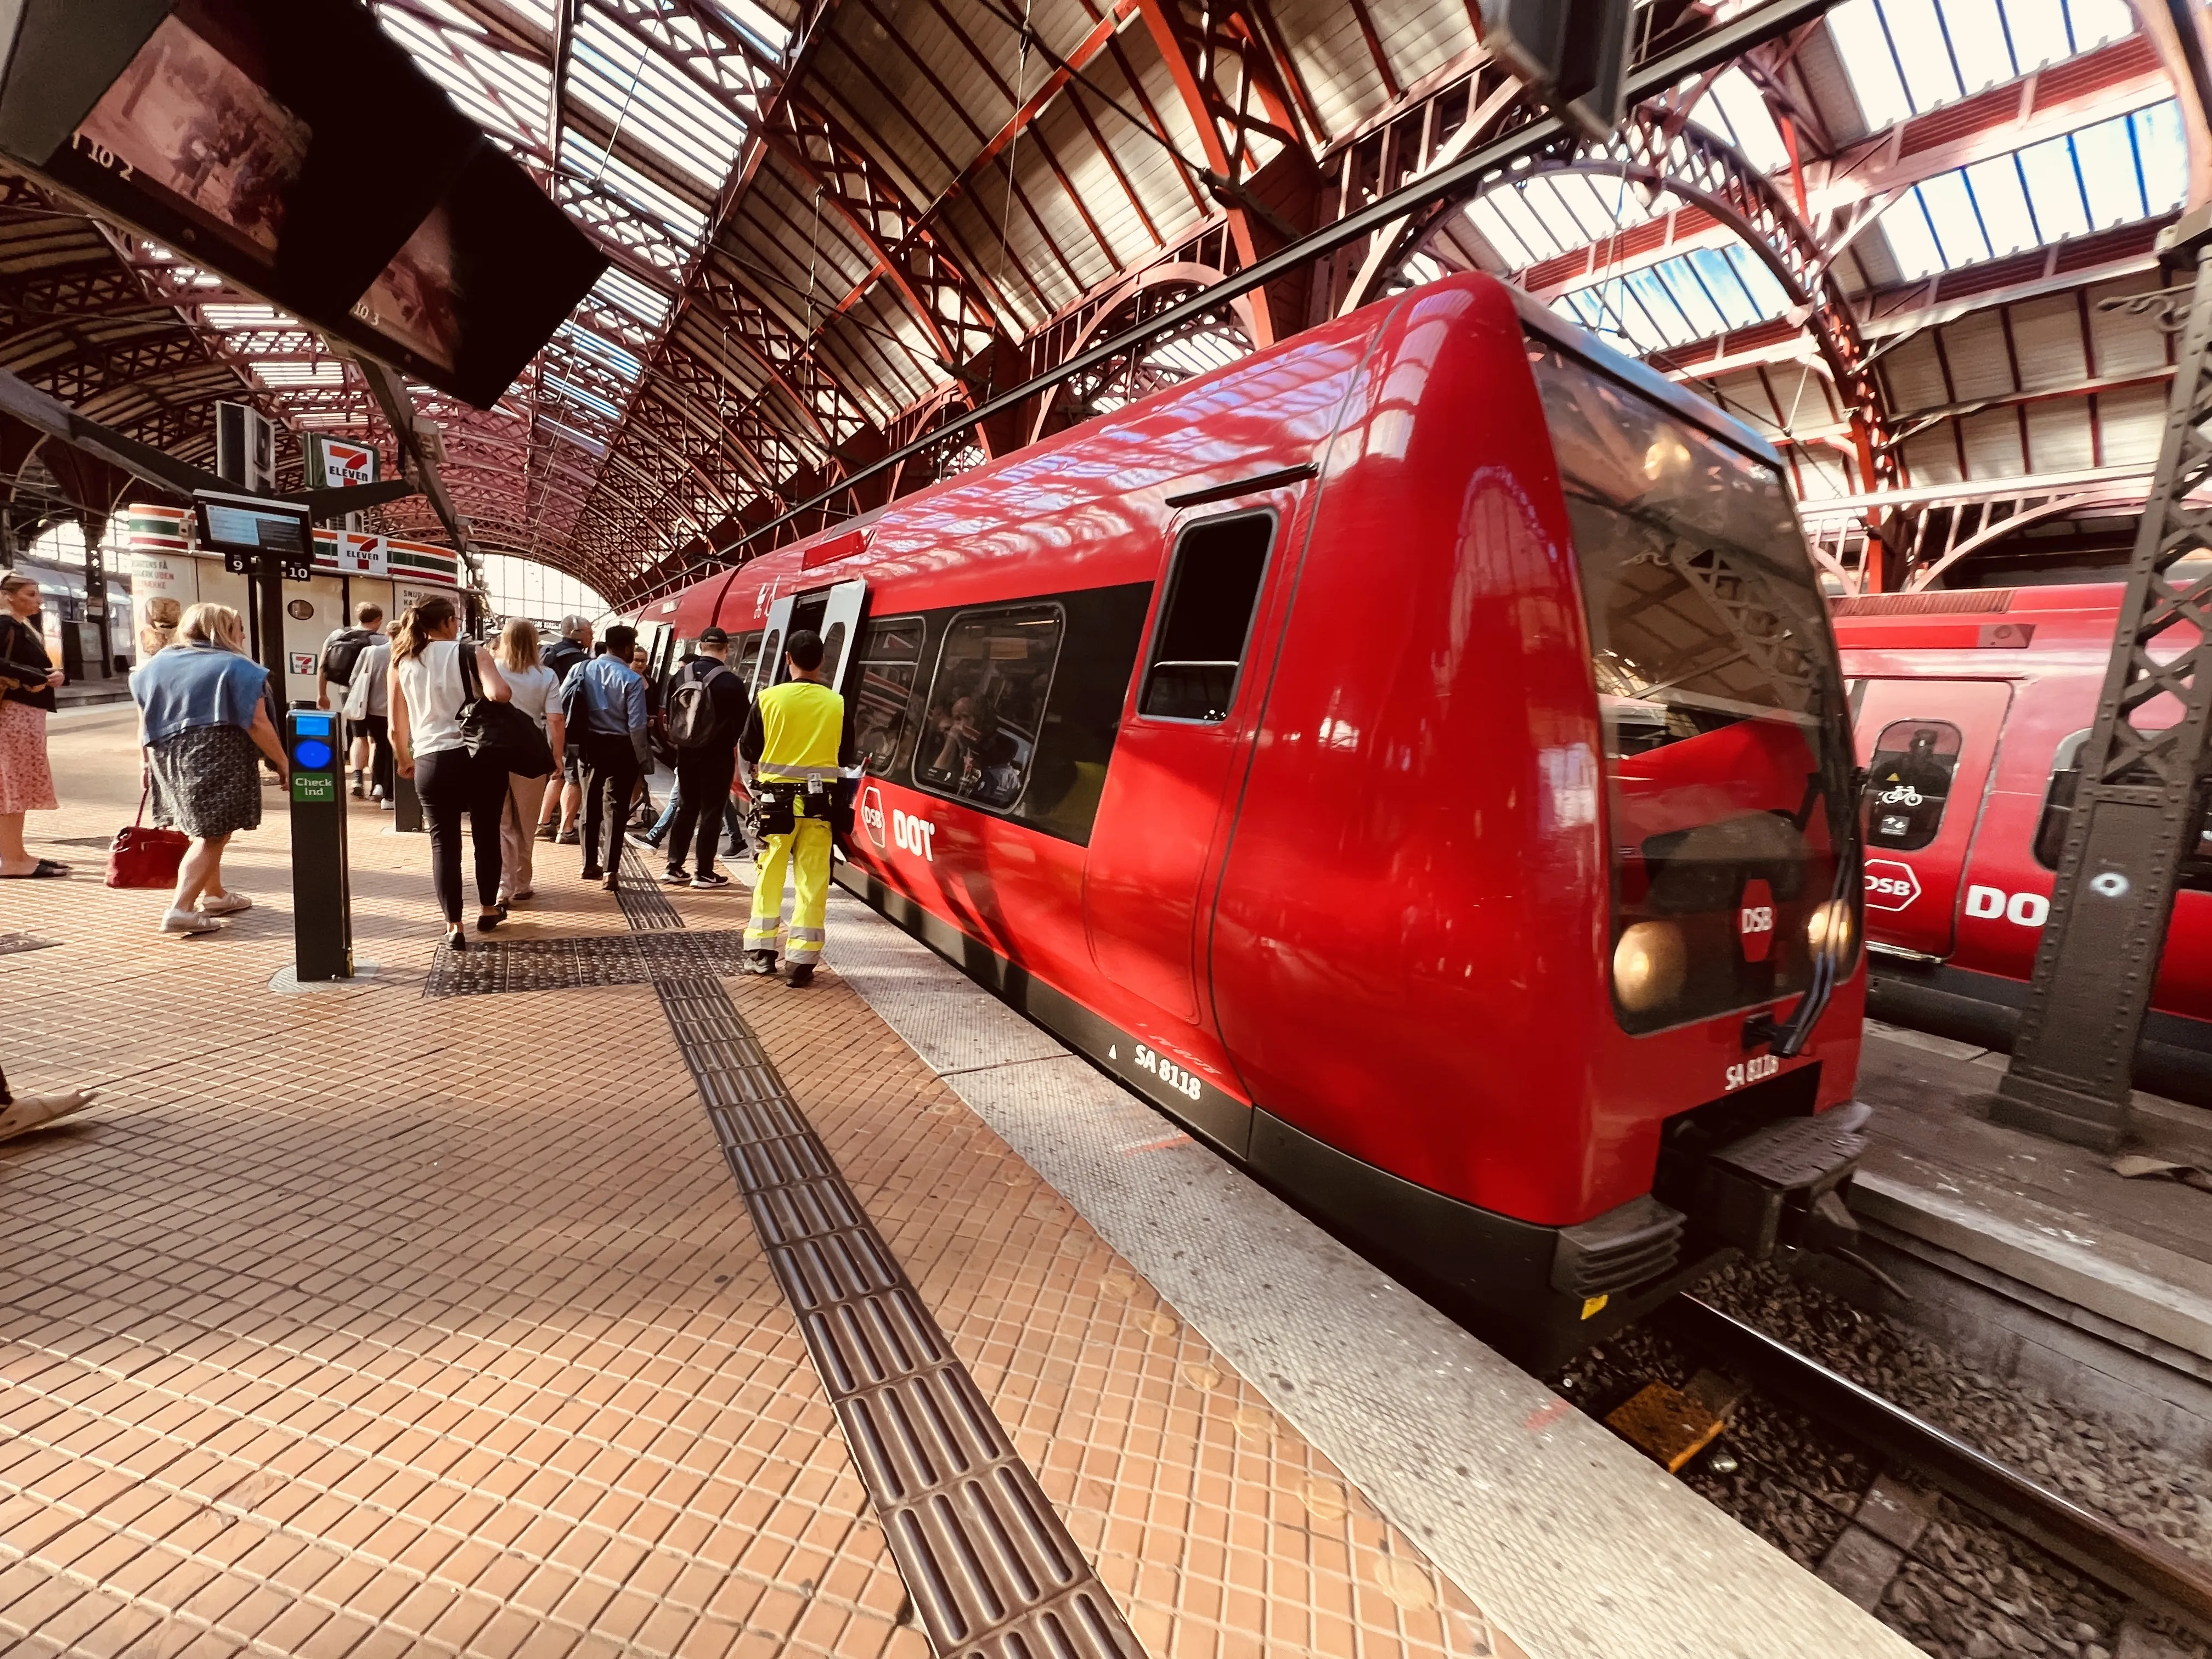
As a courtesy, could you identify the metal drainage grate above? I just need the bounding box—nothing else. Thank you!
[421,932,755,999]
[652,972,1142,1659]
[613,844,686,930]
[0,933,58,956]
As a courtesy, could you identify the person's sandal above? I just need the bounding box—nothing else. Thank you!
[0,859,67,879]
[446,927,467,952]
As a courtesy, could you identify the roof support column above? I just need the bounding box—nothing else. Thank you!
[1130,0,1319,345]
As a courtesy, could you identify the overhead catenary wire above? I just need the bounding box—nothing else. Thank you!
[986,0,1036,405]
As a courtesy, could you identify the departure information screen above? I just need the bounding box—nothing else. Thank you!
[196,498,309,557]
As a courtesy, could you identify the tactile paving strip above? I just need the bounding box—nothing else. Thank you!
[617,848,1142,1658]
[419,929,754,998]
[654,973,1142,1658]
[615,843,687,930]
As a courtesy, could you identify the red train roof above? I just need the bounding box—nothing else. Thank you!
[1830,581,2125,653]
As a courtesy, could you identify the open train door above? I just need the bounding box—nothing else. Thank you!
[751,595,794,697]
[816,579,868,696]
[1854,678,2013,957]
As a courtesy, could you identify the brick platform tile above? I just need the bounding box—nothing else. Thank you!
[0,710,1508,1659]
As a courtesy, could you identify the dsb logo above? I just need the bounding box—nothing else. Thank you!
[860,786,888,850]
[1739,879,1774,963]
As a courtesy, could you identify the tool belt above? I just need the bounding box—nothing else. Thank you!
[753,775,856,838]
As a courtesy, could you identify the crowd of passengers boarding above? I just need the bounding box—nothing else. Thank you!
[0,567,853,995]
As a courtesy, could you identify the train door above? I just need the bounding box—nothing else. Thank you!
[816,580,867,694]
[751,596,793,697]
[1853,679,2013,957]
[1082,504,1282,1032]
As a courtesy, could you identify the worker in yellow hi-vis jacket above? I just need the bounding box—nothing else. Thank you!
[738,628,855,988]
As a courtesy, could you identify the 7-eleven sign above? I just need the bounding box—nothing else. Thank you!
[308,434,379,490]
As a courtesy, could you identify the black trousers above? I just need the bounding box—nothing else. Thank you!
[579,731,641,874]
[352,714,392,797]
[668,749,737,877]
[415,747,506,924]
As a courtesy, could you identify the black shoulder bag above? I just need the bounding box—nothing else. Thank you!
[456,642,555,777]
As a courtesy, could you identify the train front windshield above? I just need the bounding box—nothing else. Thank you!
[1531,338,1858,1036]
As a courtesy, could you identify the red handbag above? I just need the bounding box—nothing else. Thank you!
[105,781,189,890]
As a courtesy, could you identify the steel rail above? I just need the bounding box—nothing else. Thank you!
[1663,1295,2212,1641]
[654,0,1841,591]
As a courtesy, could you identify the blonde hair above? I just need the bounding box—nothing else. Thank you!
[495,617,541,674]
[138,597,180,656]
[0,570,34,599]
[177,602,246,653]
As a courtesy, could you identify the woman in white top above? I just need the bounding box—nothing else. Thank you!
[492,618,563,907]
[390,595,511,950]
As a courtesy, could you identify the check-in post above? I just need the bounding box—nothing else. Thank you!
[286,711,354,980]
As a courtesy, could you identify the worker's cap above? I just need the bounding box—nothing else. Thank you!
[698,627,729,645]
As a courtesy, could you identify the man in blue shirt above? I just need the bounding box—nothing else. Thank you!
[558,623,648,889]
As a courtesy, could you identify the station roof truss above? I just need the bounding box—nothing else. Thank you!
[0,0,2199,597]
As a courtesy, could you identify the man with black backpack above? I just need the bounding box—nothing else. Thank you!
[317,602,383,798]
[659,627,749,889]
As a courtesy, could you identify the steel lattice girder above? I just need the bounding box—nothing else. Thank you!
[765,92,1018,376]
[1993,255,2212,1148]
[1484,106,1901,495]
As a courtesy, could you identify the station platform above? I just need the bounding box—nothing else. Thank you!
[1849,1023,2212,1455]
[0,706,1912,1659]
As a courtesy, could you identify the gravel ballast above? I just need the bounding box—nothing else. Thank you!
[1548,1262,2210,1659]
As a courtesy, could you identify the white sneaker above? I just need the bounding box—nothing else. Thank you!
[0,1089,97,1142]
[160,908,222,935]
[199,891,252,916]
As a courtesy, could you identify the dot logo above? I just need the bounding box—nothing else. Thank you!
[860,785,887,851]
[1864,859,1922,911]
[1739,878,1775,963]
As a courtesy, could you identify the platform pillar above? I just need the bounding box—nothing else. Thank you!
[1993,228,2212,1150]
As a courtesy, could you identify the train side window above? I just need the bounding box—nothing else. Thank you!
[732,631,764,686]
[1141,512,1273,723]
[853,617,926,774]
[1863,720,1963,851]
[2033,730,2091,870]
[2038,727,2212,882]
[915,606,1064,810]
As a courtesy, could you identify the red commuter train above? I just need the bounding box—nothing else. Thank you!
[1835,583,2212,1102]
[631,272,1871,1363]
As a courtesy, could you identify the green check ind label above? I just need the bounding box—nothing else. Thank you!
[292,774,336,804]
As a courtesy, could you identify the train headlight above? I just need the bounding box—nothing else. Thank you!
[1612,922,1686,1012]
[1806,899,1854,958]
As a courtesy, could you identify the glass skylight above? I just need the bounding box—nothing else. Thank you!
[590,267,674,332]
[567,8,753,192]
[1827,0,2136,128]
[1690,68,1791,172]
[1881,99,2184,276]
[1463,173,1662,269]
[1555,247,1795,353]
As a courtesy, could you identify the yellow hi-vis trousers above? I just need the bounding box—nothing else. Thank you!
[747,816,832,964]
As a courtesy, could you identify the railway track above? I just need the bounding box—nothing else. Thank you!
[1656,1295,2212,1646]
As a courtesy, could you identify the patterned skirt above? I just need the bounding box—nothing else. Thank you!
[0,699,56,815]
[149,724,262,840]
